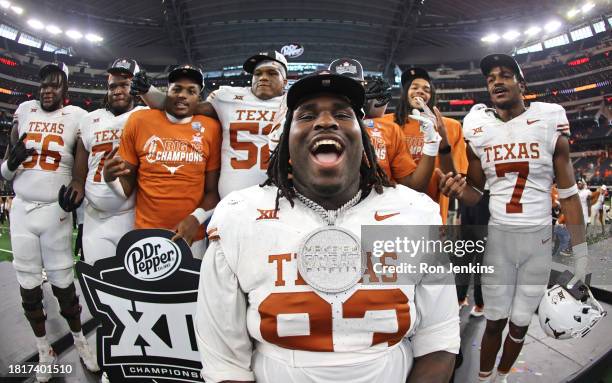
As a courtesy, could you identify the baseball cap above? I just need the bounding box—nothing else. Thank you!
[286,70,365,118]
[168,64,204,88]
[39,62,69,81]
[400,67,430,88]
[243,51,288,74]
[108,58,140,77]
[480,53,525,82]
[328,58,364,82]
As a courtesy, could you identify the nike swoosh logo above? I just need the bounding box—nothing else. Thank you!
[527,119,540,125]
[60,217,67,222]
[375,212,400,221]
[541,237,551,244]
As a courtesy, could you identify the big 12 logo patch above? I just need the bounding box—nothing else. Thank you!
[77,229,203,382]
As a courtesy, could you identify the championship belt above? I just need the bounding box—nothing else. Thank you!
[297,226,364,293]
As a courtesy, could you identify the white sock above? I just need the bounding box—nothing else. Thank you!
[478,370,493,382]
[35,335,51,350]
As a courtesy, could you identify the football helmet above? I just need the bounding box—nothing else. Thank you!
[539,272,606,339]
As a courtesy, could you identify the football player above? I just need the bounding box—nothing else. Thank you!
[1,63,98,381]
[58,58,145,265]
[391,68,468,223]
[438,54,588,383]
[590,184,607,233]
[103,65,221,259]
[327,58,440,193]
[577,179,591,228]
[195,71,459,382]
[132,52,287,199]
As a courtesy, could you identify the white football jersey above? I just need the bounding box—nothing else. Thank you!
[196,185,459,382]
[207,86,283,198]
[578,188,591,222]
[463,102,570,226]
[80,106,145,213]
[12,100,87,203]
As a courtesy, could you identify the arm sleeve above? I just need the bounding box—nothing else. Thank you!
[551,105,570,153]
[117,113,139,166]
[205,119,222,172]
[195,239,254,383]
[390,122,417,179]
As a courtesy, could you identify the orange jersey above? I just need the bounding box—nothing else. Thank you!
[118,109,221,240]
[387,113,468,223]
[365,117,417,182]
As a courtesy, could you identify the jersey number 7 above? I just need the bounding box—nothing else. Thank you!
[495,161,529,214]
[91,142,114,183]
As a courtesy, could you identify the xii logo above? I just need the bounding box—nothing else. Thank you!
[256,208,279,220]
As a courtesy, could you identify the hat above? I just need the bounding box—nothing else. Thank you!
[108,58,140,77]
[400,67,430,88]
[328,58,364,82]
[39,62,69,81]
[243,51,288,74]
[480,53,525,82]
[286,70,365,118]
[168,64,204,88]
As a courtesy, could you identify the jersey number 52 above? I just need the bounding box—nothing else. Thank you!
[229,122,272,170]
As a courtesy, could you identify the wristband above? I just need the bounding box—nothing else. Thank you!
[190,208,213,225]
[438,145,451,155]
[422,141,440,157]
[106,178,127,198]
[1,161,16,180]
[557,184,578,199]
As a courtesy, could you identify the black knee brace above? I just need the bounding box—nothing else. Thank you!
[20,285,46,326]
[51,283,82,321]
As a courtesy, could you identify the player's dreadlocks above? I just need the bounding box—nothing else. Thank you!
[41,71,69,100]
[394,79,436,126]
[263,108,394,211]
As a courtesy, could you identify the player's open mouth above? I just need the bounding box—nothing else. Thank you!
[309,137,345,168]
[493,87,508,97]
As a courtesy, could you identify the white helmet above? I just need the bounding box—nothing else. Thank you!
[539,284,606,339]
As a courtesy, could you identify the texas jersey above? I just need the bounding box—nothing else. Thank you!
[363,117,416,181]
[207,86,283,198]
[80,106,146,214]
[196,185,459,382]
[463,102,570,226]
[12,100,87,203]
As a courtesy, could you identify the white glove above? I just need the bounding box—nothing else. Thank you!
[408,109,440,156]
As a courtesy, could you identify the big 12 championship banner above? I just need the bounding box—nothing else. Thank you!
[76,229,204,382]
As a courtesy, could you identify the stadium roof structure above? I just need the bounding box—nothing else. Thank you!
[4,0,605,73]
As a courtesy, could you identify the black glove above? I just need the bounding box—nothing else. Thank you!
[129,70,151,96]
[7,133,35,171]
[365,77,392,108]
[58,184,84,212]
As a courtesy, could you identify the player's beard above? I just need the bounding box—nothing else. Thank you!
[109,96,134,116]
[41,97,63,112]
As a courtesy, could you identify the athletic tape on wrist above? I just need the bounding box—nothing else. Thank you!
[0,161,15,180]
[190,208,213,225]
[557,184,578,199]
[106,178,126,198]
[422,142,440,156]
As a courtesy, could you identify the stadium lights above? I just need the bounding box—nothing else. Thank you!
[544,20,562,32]
[481,33,500,43]
[46,25,62,34]
[65,29,83,40]
[503,30,520,41]
[524,26,541,36]
[10,5,22,14]
[0,1,10,9]
[27,19,44,30]
[85,33,103,42]
[581,3,595,13]
[567,8,580,18]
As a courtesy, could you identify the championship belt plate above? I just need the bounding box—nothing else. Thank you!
[296,226,364,293]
